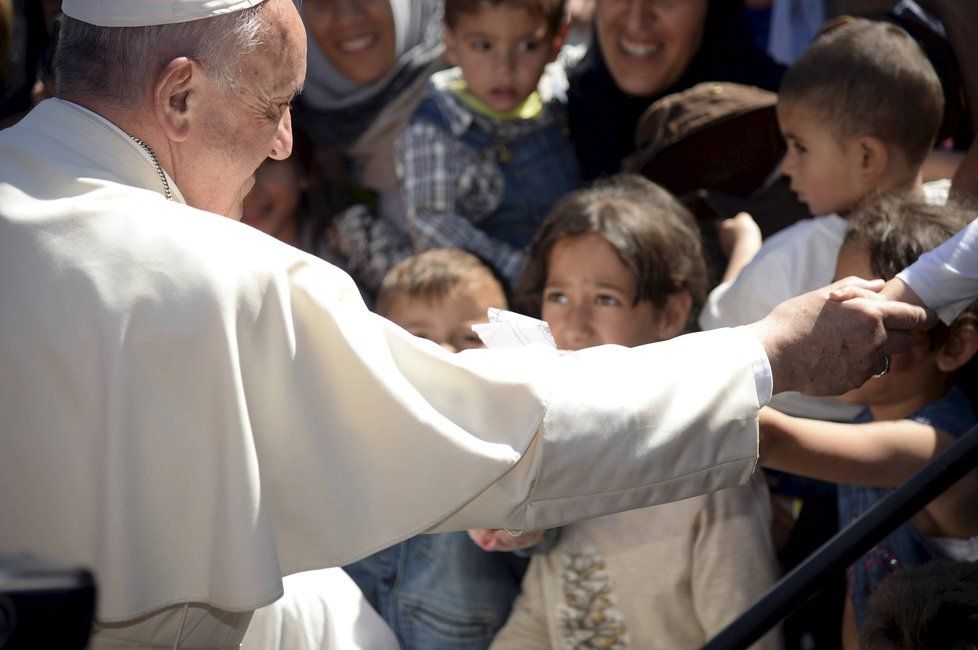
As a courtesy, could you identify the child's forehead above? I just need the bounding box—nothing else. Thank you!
[449,4,551,32]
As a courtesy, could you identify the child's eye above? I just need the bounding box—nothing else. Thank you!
[470,40,491,52]
[545,291,568,305]
[790,140,807,155]
[595,295,620,307]
[518,40,541,53]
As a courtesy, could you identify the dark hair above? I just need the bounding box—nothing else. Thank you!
[861,560,978,649]
[444,0,566,35]
[844,194,978,401]
[517,174,708,329]
[375,248,507,316]
[779,18,943,169]
[0,0,11,74]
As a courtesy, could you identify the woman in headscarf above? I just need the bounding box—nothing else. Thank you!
[568,0,786,181]
[296,0,446,292]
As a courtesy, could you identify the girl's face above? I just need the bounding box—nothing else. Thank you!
[241,159,305,244]
[303,0,397,84]
[595,0,708,97]
[542,233,677,351]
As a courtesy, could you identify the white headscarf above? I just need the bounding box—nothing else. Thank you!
[300,0,444,146]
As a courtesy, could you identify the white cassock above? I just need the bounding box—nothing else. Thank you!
[0,99,770,648]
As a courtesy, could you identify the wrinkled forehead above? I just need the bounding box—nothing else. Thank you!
[251,0,307,94]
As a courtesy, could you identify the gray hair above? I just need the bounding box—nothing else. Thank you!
[54,6,267,106]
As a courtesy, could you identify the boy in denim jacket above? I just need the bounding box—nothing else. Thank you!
[395,0,580,287]
[344,248,554,649]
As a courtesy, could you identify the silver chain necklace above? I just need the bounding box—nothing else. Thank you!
[130,136,173,201]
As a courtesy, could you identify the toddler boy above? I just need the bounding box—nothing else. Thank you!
[344,247,530,649]
[395,0,581,287]
[700,18,950,421]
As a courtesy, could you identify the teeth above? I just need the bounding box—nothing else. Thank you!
[620,38,661,57]
[338,35,375,53]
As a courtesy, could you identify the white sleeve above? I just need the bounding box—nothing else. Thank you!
[429,327,765,534]
[897,215,978,324]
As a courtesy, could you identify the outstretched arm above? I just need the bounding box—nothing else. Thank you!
[759,407,978,538]
[748,277,929,395]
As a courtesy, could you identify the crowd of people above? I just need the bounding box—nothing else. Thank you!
[2,0,978,648]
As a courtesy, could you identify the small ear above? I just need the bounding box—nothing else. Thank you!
[443,24,460,67]
[855,136,889,183]
[549,23,569,63]
[657,291,693,341]
[153,57,197,143]
[936,323,978,373]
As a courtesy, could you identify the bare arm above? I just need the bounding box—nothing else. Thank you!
[759,407,978,538]
[717,212,763,284]
[759,407,948,486]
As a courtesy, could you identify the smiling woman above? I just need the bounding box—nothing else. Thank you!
[567,0,785,180]
[296,0,446,291]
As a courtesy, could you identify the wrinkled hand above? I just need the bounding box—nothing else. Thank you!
[467,528,545,552]
[748,277,931,396]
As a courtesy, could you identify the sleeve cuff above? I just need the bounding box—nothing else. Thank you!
[737,326,773,406]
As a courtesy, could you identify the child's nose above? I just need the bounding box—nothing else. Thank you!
[779,152,795,178]
[495,49,517,73]
[562,305,594,346]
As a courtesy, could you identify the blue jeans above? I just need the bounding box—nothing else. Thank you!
[345,532,528,649]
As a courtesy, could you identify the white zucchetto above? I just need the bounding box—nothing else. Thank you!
[62,0,266,27]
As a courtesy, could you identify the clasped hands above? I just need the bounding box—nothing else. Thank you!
[747,276,934,397]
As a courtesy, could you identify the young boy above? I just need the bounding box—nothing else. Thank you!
[759,196,978,648]
[343,247,538,649]
[395,0,581,287]
[700,18,949,421]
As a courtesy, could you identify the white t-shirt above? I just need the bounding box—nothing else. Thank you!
[700,180,951,420]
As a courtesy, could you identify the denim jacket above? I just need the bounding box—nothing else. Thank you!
[344,531,528,649]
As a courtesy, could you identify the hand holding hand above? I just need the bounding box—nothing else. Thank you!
[748,277,931,396]
[467,528,545,552]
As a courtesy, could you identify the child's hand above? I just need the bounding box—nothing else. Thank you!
[467,528,545,552]
[717,212,762,261]
[717,212,762,284]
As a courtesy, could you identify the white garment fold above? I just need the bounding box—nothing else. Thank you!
[1,99,763,627]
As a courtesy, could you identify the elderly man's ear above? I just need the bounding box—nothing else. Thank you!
[153,57,198,142]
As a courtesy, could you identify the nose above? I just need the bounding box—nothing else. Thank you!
[270,107,293,161]
[626,0,652,32]
[779,149,795,178]
[495,48,516,74]
[555,303,593,350]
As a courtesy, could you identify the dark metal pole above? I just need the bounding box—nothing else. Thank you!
[703,423,978,650]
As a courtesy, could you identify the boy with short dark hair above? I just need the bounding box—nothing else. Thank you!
[395,0,580,287]
[759,195,978,647]
[700,17,950,421]
[345,247,543,649]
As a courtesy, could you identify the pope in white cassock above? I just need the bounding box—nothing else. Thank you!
[0,0,929,647]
